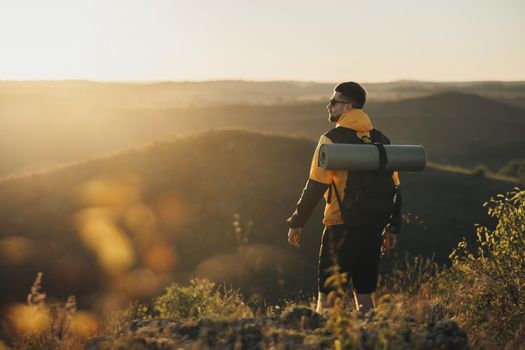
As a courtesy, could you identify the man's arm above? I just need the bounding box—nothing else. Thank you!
[287,179,329,228]
[388,184,403,234]
[381,134,402,236]
[287,135,333,228]
[387,170,402,234]
[382,175,402,252]
[286,135,334,248]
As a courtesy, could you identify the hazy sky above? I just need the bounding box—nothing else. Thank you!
[0,0,523,82]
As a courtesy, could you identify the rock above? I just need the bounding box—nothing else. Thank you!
[85,315,467,350]
[279,306,324,330]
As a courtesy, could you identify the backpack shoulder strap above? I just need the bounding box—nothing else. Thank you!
[324,127,363,144]
[373,143,388,172]
[330,180,343,211]
[370,129,391,171]
[370,128,391,145]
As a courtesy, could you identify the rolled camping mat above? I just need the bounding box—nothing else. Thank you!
[318,144,426,172]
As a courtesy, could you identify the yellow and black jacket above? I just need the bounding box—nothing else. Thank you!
[287,109,402,232]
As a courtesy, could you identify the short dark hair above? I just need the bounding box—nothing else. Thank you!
[334,82,366,108]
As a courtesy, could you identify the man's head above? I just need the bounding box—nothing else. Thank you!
[327,81,367,122]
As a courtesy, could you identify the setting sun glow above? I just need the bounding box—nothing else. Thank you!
[0,0,523,81]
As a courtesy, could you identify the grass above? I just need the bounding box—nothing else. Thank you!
[1,189,524,349]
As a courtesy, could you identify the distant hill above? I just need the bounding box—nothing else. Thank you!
[113,91,525,168]
[2,80,524,108]
[0,129,517,313]
[1,85,525,178]
[368,92,525,168]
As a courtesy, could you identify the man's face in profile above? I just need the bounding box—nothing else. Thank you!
[327,91,352,122]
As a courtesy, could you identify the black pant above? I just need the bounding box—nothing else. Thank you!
[318,223,383,294]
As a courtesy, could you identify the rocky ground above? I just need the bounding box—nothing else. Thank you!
[85,306,468,350]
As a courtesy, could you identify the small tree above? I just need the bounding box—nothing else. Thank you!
[448,188,525,346]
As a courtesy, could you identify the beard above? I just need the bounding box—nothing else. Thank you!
[328,112,340,122]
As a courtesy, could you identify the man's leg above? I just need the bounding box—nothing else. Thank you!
[317,225,348,313]
[351,227,383,315]
[317,226,332,313]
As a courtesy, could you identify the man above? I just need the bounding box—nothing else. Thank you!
[286,82,402,314]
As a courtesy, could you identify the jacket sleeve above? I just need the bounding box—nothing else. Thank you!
[286,135,334,228]
[287,179,329,228]
[385,135,403,234]
[388,175,403,234]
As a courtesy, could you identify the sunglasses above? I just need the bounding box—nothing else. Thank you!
[329,98,351,106]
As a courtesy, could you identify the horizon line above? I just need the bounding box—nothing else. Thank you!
[1,78,525,85]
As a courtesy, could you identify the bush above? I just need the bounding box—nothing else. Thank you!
[153,278,253,320]
[445,188,525,347]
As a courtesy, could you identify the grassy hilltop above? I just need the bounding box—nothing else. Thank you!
[2,186,524,349]
[0,129,523,349]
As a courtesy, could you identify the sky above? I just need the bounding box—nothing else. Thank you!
[0,0,523,82]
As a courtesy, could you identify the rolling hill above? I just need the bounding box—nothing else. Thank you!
[0,129,518,315]
[1,81,525,178]
[111,91,525,168]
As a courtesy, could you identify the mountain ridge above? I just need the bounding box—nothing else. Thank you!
[1,89,524,178]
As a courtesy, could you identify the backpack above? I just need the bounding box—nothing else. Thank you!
[326,127,396,229]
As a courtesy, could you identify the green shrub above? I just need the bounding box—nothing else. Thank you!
[153,278,253,320]
[445,188,525,347]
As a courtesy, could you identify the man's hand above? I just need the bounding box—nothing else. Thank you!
[288,227,302,248]
[381,228,397,254]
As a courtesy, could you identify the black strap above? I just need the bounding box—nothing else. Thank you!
[331,180,347,226]
[373,143,388,172]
